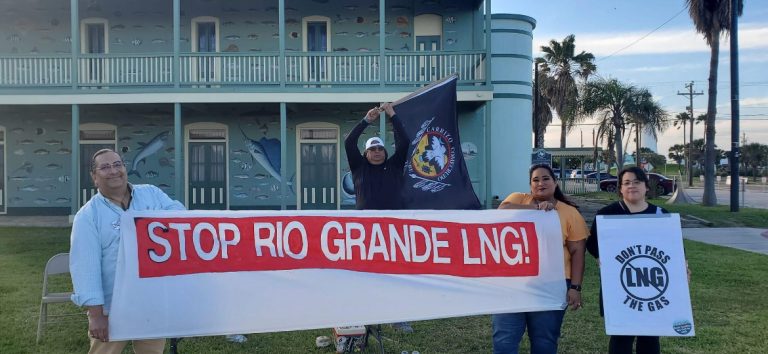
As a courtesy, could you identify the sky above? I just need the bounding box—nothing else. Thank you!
[491,0,768,158]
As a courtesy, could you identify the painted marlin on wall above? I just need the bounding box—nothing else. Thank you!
[128,131,169,178]
[239,126,282,182]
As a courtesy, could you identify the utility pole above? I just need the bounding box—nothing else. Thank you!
[730,0,741,212]
[678,81,703,187]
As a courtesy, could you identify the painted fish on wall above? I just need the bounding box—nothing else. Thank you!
[341,171,356,204]
[128,131,169,178]
[239,126,282,182]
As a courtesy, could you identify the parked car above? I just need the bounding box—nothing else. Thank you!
[570,169,596,178]
[585,172,616,181]
[553,169,572,178]
[599,173,677,195]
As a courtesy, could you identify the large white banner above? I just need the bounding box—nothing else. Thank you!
[110,209,567,340]
[596,214,695,336]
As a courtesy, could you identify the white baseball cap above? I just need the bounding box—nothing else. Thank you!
[365,137,384,150]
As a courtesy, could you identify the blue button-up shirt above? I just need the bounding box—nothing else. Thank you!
[69,184,184,313]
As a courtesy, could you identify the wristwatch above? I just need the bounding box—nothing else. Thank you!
[569,284,582,292]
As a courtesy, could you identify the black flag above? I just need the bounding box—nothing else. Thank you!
[393,76,481,210]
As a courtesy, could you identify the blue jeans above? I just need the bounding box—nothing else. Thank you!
[491,310,565,354]
[492,280,569,354]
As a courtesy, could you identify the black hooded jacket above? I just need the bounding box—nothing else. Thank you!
[344,117,409,210]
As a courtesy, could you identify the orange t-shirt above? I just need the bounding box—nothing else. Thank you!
[500,193,589,278]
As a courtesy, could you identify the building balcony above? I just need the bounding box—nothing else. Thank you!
[0,50,486,90]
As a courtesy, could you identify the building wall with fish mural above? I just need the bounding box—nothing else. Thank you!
[0,101,486,214]
[0,0,477,55]
[0,0,536,216]
[0,106,73,214]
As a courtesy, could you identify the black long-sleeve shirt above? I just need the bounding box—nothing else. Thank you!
[344,116,409,210]
[586,201,669,259]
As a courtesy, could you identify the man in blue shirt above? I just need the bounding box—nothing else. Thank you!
[70,148,184,353]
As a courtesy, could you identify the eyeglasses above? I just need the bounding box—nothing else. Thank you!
[621,180,644,187]
[95,161,126,172]
[367,146,385,152]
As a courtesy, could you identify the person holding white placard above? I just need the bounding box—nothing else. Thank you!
[586,166,668,354]
[344,103,414,334]
[493,163,588,354]
[69,149,185,353]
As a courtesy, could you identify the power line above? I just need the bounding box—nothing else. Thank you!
[598,6,687,62]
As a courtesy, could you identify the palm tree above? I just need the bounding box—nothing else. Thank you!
[536,34,596,148]
[672,112,691,147]
[595,118,615,169]
[580,78,665,172]
[631,90,669,167]
[686,0,743,206]
[532,69,553,148]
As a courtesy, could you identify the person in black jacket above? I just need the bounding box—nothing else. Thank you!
[587,166,672,354]
[343,103,414,333]
[344,102,409,210]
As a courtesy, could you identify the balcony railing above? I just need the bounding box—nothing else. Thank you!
[0,55,71,86]
[180,53,282,85]
[386,51,486,84]
[0,51,487,89]
[80,54,174,86]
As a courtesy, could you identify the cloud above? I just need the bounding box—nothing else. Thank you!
[534,23,768,58]
[715,96,768,110]
[739,97,768,107]
[739,53,768,63]
[615,62,704,73]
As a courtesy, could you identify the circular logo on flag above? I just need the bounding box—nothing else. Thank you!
[411,131,452,179]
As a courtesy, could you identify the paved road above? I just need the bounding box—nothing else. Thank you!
[681,186,768,209]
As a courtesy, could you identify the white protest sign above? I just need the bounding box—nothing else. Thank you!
[109,209,568,340]
[596,214,695,336]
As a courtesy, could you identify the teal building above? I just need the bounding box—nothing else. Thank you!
[0,0,535,216]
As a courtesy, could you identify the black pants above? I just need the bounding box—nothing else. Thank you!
[608,335,660,354]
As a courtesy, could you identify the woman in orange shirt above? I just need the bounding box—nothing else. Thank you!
[492,163,588,354]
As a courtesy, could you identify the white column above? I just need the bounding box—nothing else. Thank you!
[489,14,536,197]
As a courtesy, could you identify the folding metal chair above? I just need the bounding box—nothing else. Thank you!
[36,253,74,343]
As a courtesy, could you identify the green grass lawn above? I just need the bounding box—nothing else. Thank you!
[2,227,766,353]
[579,192,767,228]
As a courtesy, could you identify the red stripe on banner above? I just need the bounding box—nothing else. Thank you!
[134,216,539,278]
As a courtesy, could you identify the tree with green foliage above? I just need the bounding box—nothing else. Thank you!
[668,144,687,174]
[535,34,596,148]
[740,142,768,179]
[686,0,743,206]
[672,112,691,145]
[595,117,615,169]
[630,89,669,165]
[633,147,666,171]
[580,78,665,172]
[532,69,553,148]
